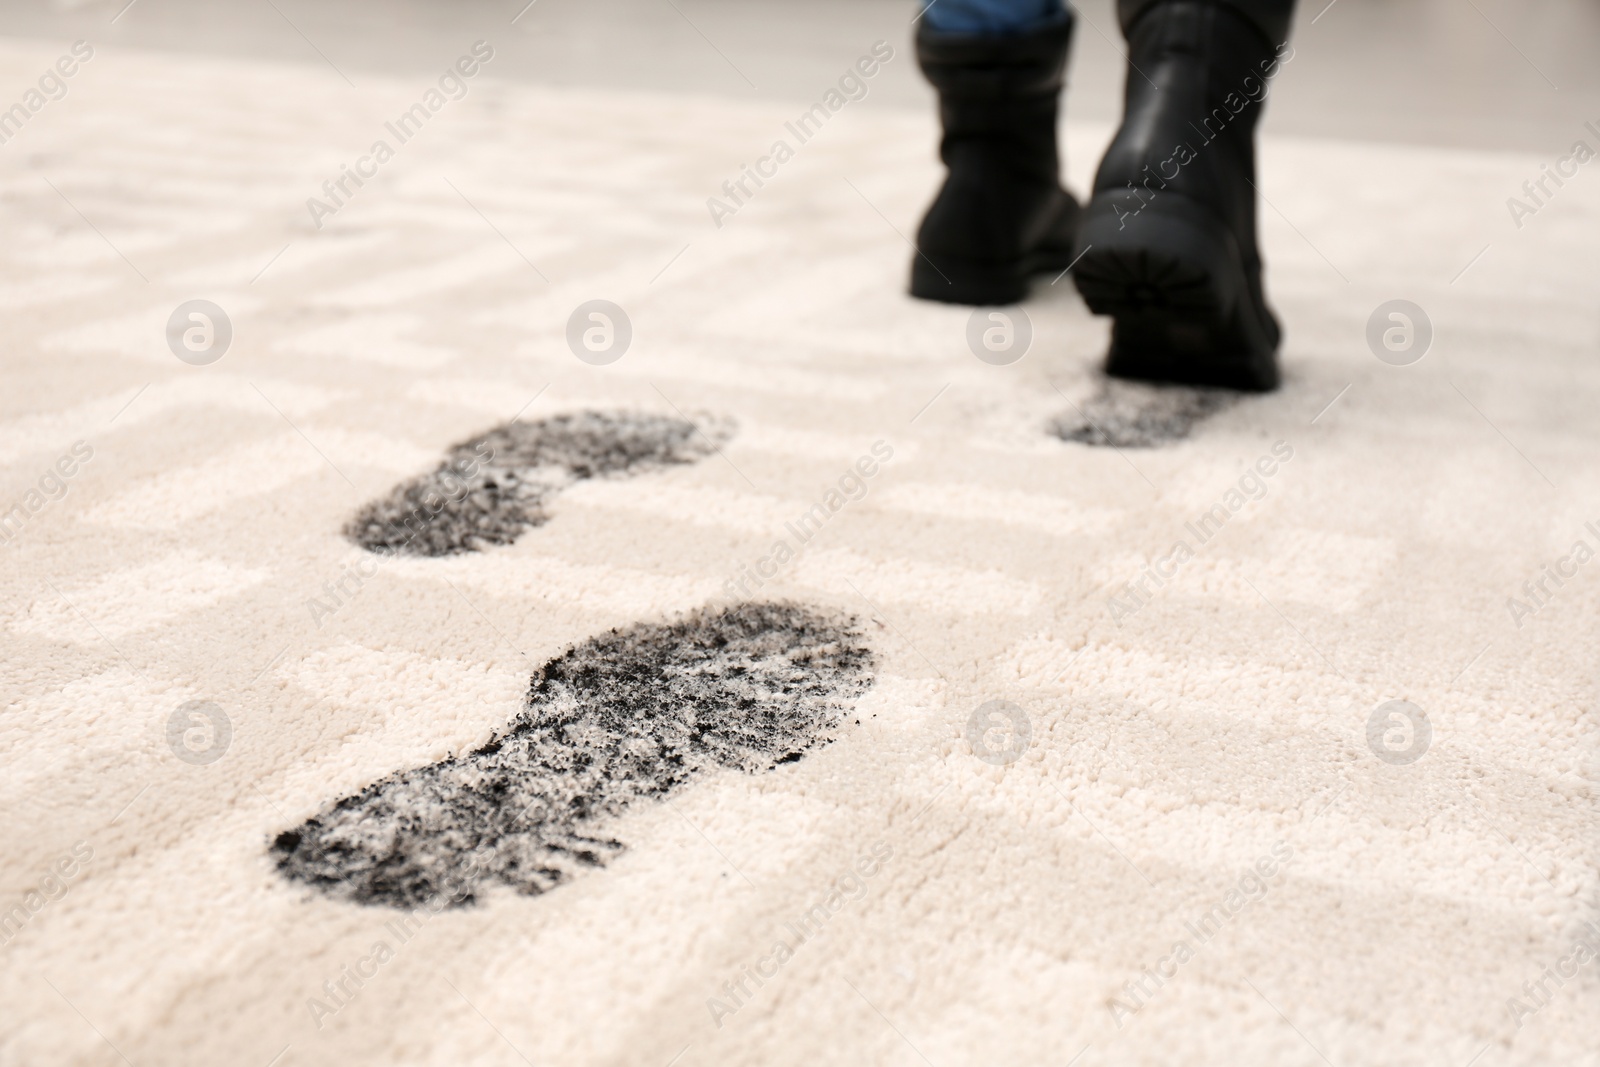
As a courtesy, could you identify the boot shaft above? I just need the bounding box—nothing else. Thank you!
[1094,1,1289,256]
[1122,0,1288,132]
[1120,0,1294,47]
[917,16,1074,185]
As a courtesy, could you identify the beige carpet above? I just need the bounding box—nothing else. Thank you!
[2,33,1599,1067]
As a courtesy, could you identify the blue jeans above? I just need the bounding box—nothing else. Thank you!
[919,0,1068,35]
[920,0,1294,43]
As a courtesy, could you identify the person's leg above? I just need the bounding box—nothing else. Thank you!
[919,0,1065,36]
[909,0,1080,305]
[1072,0,1295,391]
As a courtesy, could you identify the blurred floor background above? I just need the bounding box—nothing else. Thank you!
[2,0,1595,153]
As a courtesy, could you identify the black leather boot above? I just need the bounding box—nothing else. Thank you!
[1072,0,1292,391]
[910,16,1080,306]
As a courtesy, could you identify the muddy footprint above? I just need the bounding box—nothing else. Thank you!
[271,601,875,909]
[347,410,733,556]
[1050,380,1237,448]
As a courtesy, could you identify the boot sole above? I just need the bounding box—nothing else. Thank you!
[910,244,1075,305]
[910,196,1081,306]
[1072,191,1280,392]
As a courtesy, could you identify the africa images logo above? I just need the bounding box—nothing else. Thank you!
[305,41,495,229]
[1505,120,1600,230]
[705,41,895,228]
